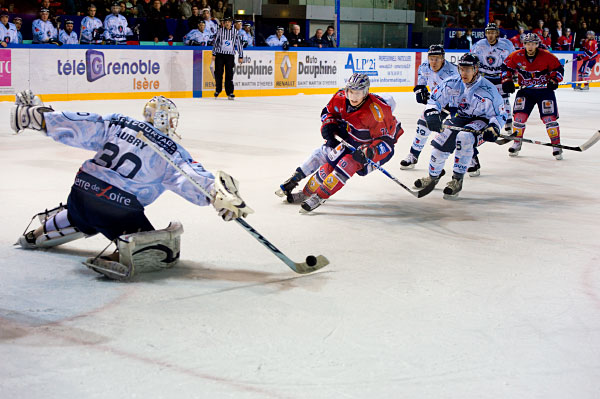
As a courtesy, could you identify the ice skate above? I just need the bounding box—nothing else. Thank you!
[504,120,513,134]
[443,177,463,200]
[214,91,220,99]
[467,155,480,177]
[299,194,326,214]
[275,168,306,197]
[228,94,235,100]
[553,147,563,160]
[400,153,418,170]
[16,230,37,249]
[414,169,445,189]
[286,191,307,204]
[508,140,522,156]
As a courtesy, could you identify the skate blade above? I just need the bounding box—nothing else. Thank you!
[274,188,286,197]
[83,259,132,281]
[443,193,460,200]
[508,151,520,157]
[468,170,480,177]
[400,163,415,170]
[554,154,563,160]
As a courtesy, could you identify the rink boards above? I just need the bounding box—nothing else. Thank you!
[0,45,594,101]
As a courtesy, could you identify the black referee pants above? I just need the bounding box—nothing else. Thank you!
[214,53,235,96]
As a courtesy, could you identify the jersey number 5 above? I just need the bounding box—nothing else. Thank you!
[93,142,142,179]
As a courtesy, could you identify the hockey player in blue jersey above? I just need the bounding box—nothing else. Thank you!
[414,53,508,199]
[470,23,516,176]
[32,8,59,44]
[104,1,133,44]
[59,20,78,44]
[399,44,459,170]
[80,4,104,44]
[12,92,253,280]
[183,20,211,46]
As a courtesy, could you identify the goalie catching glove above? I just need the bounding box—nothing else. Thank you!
[211,171,254,221]
[10,90,53,133]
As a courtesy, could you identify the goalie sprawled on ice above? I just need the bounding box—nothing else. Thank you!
[11,91,253,281]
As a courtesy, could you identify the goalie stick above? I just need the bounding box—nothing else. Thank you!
[442,124,600,152]
[337,138,436,198]
[136,131,329,275]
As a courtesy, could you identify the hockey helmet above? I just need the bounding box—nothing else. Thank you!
[485,22,499,32]
[587,30,596,37]
[144,96,180,138]
[345,73,370,104]
[428,44,445,57]
[458,53,480,68]
[522,33,541,44]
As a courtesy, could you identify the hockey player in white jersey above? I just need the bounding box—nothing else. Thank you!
[0,11,18,46]
[399,44,458,170]
[59,20,78,44]
[183,20,211,46]
[414,53,508,199]
[32,8,59,44]
[80,4,104,44]
[469,23,515,176]
[104,1,133,44]
[11,91,253,281]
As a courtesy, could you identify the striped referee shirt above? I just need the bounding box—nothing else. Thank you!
[212,26,244,58]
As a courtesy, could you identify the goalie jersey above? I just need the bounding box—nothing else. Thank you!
[43,111,214,207]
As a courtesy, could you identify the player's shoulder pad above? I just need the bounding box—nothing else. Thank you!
[369,93,393,112]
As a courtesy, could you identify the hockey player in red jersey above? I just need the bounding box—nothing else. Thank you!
[501,33,565,160]
[279,73,401,213]
[574,30,598,91]
[510,27,525,50]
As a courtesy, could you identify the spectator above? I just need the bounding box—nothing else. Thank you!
[164,0,180,19]
[64,0,83,16]
[556,27,573,50]
[552,20,564,49]
[507,0,518,15]
[0,11,18,46]
[12,16,23,44]
[523,14,534,30]
[287,24,306,47]
[103,1,133,44]
[188,6,201,31]
[510,26,525,49]
[131,0,146,18]
[325,25,336,47]
[540,27,551,47]
[266,26,288,47]
[146,0,171,42]
[576,21,590,48]
[505,11,518,30]
[308,28,328,48]
[202,8,219,43]
[59,19,78,44]
[568,3,578,25]
[533,19,544,37]
[449,29,470,49]
[183,19,210,45]
[179,0,192,20]
[515,13,528,30]
[80,4,103,44]
[32,8,58,44]
[212,16,243,100]
[213,1,231,21]
[40,0,57,19]
[240,22,253,47]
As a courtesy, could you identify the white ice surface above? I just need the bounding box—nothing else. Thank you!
[1,90,599,399]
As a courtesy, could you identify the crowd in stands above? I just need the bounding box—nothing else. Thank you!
[433,0,599,51]
[0,0,339,47]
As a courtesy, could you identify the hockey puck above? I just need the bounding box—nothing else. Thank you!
[306,255,317,267]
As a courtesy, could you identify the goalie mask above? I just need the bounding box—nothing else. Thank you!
[143,96,180,138]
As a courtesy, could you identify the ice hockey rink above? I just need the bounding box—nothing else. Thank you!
[1,88,599,398]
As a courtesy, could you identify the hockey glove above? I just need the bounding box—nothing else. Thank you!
[502,80,516,94]
[424,109,442,132]
[351,144,375,165]
[321,121,348,148]
[211,171,254,221]
[547,78,559,90]
[483,124,500,142]
[15,90,44,107]
[11,105,54,133]
[576,54,584,61]
[413,85,430,104]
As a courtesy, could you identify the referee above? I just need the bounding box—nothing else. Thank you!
[212,17,244,100]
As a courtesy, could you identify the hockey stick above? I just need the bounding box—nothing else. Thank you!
[443,124,600,152]
[136,131,329,275]
[337,138,436,198]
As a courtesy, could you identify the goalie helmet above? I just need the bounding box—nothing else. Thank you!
[143,96,180,138]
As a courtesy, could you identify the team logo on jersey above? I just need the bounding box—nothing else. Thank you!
[458,101,470,110]
[118,26,123,33]
[369,103,384,122]
[486,56,496,66]
[514,97,526,111]
[542,100,555,114]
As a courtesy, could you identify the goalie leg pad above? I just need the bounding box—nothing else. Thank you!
[16,207,85,249]
[84,221,184,281]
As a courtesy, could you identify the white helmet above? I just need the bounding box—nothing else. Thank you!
[143,96,180,138]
